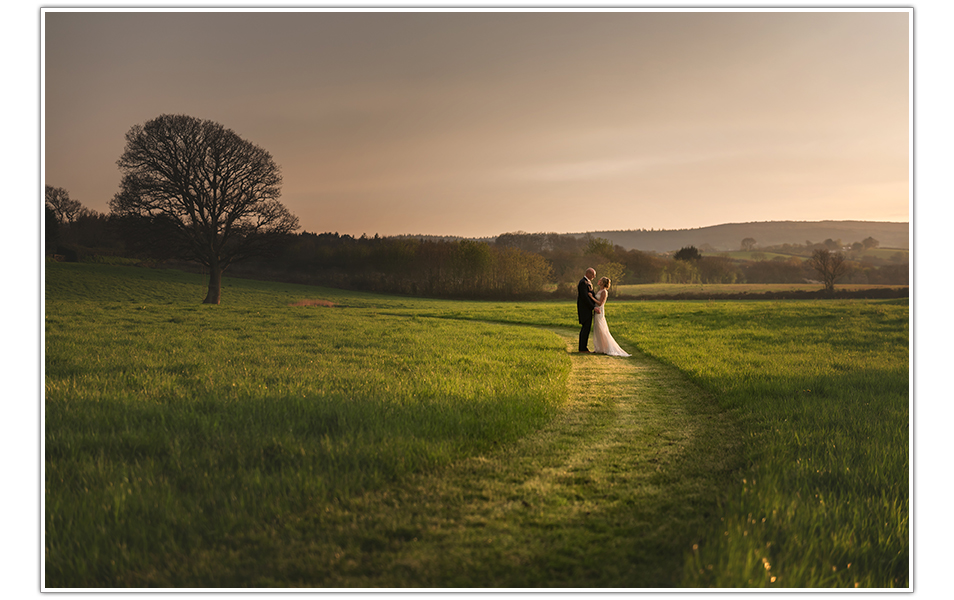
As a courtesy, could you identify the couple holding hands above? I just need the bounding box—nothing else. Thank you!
[576,267,630,357]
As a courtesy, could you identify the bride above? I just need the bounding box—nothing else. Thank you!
[592,277,631,357]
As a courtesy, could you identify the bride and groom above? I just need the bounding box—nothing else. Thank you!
[577,267,631,357]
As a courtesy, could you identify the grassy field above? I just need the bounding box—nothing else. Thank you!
[857,247,909,261]
[614,282,908,297]
[418,298,909,587]
[45,262,571,586]
[703,248,908,262]
[701,251,801,261]
[610,300,909,587]
[44,262,908,588]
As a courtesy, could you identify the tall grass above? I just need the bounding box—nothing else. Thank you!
[45,263,569,587]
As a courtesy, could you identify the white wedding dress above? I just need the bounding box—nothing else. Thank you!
[592,289,631,357]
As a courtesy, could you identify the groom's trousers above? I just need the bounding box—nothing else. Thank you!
[579,314,593,352]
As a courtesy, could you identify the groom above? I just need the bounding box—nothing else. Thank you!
[577,267,597,353]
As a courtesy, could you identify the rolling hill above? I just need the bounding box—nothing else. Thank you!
[567,220,909,253]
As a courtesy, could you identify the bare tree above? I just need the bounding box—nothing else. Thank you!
[808,248,849,293]
[45,185,83,224]
[110,114,299,304]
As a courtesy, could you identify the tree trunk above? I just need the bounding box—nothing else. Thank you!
[203,263,222,304]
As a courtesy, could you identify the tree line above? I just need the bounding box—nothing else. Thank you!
[45,114,908,304]
[240,232,553,298]
[45,199,908,300]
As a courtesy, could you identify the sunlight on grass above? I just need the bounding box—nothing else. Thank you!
[609,301,909,589]
[44,263,908,588]
[45,263,569,587]
[401,296,909,588]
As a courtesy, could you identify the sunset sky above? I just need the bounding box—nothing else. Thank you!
[43,9,911,238]
[11,7,953,595]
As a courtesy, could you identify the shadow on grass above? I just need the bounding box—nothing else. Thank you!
[146,333,745,588]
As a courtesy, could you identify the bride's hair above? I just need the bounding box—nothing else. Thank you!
[599,277,611,289]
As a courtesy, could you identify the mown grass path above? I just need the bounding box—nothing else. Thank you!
[181,326,743,588]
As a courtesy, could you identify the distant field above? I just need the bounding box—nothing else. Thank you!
[615,283,908,296]
[702,251,800,261]
[703,249,908,262]
[861,247,909,260]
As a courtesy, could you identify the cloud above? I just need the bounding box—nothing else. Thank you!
[505,157,653,182]
[504,150,746,183]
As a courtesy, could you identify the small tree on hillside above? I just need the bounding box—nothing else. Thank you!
[808,248,849,294]
[674,246,701,262]
[111,114,299,304]
[862,236,880,250]
[741,237,757,252]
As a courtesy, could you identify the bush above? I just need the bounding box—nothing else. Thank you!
[698,255,741,284]
[80,254,143,266]
[662,259,699,283]
[742,258,809,283]
[673,246,701,261]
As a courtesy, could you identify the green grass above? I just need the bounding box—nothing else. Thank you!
[860,247,908,261]
[615,282,907,296]
[260,339,745,588]
[45,263,908,588]
[389,297,910,588]
[608,301,909,588]
[703,251,802,261]
[45,263,569,587]
[702,248,908,263]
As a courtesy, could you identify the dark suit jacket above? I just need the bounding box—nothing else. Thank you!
[577,277,596,324]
